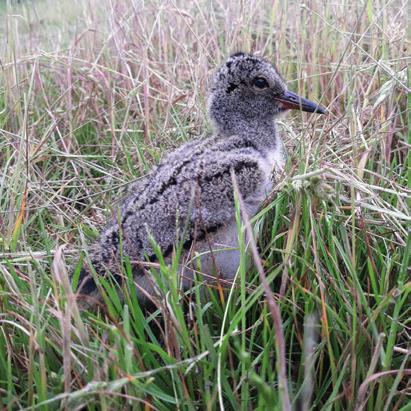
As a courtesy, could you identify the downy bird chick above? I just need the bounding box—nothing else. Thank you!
[76,52,326,304]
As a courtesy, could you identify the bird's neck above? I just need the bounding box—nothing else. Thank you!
[215,116,281,153]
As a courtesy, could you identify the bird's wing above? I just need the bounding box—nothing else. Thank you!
[120,149,266,258]
[77,146,266,294]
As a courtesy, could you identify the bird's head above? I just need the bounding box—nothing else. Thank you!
[208,52,326,134]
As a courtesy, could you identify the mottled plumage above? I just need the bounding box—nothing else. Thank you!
[77,52,325,302]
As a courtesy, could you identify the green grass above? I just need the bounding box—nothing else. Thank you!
[0,0,409,409]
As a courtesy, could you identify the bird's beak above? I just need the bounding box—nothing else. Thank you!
[274,90,327,114]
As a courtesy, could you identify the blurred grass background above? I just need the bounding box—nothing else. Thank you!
[0,0,409,409]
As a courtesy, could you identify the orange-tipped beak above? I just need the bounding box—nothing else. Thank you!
[274,90,326,114]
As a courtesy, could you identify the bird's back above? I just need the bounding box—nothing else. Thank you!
[78,132,270,295]
[76,52,325,300]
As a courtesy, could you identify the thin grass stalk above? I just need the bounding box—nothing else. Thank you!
[231,170,291,411]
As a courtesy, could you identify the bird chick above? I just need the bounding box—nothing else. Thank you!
[76,52,326,304]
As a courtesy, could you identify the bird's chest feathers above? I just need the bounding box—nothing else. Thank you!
[258,146,284,191]
[265,146,285,172]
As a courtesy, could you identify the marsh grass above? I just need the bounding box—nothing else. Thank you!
[0,0,409,409]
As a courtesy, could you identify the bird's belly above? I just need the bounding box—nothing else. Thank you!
[181,220,240,284]
[181,188,266,285]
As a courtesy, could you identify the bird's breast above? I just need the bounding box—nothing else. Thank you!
[265,146,285,173]
[255,146,285,198]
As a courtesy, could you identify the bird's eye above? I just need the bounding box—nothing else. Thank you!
[253,77,269,89]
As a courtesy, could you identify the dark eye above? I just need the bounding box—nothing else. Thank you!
[253,77,269,89]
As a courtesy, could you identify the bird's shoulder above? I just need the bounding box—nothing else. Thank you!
[124,134,266,209]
